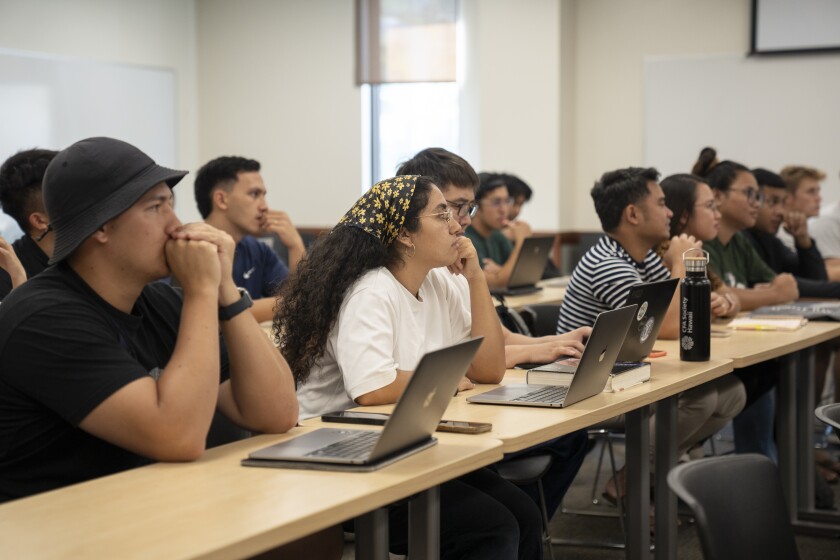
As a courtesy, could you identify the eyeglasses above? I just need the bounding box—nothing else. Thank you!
[695,200,720,212]
[482,196,514,208]
[730,187,764,205]
[418,209,453,223]
[446,199,479,218]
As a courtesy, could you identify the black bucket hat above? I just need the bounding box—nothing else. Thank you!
[43,137,187,264]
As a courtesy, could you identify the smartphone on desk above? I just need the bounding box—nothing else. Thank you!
[321,411,492,434]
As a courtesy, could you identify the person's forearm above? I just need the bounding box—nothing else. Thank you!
[659,267,686,339]
[729,287,788,311]
[249,297,276,323]
[219,297,298,433]
[287,243,305,274]
[485,239,524,288]
[154,288,221,456]
[467,275,506,383]
[355,370,412,406]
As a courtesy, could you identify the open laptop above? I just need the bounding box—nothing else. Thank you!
[491,236,555,296]
[616,278,679,361]
[466,306,637,408]
[242,337,484,472]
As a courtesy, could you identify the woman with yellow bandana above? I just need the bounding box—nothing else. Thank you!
[275,175,541,559]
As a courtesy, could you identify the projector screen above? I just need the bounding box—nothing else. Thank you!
[752,0,840,54]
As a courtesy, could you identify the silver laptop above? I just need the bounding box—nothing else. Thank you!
[491,236,555,296]
[466,306,636,408]
[242,337,484,472]
[616,278,679,362]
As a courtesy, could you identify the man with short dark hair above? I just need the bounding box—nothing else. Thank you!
[558,167,696,336]
[194,156,305,322]
[0,137,297,503]
[465,173,532,288]
[0,149,59,299]
[558,166,745,506]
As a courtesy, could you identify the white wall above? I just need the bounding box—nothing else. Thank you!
[460,0,561,230]
[0,0,200,221]
[564,0,752,230]
[195,0,361,227]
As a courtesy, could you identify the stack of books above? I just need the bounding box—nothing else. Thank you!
[526,361,651,392]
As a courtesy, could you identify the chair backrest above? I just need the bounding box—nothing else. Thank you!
[519,304,562,337]
[815,403,840,434]
[667,455,800,560]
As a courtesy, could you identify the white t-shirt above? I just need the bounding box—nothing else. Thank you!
[810,202,840,259]
[296,267,472,420]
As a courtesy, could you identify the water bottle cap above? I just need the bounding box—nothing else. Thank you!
[682,248,709,273]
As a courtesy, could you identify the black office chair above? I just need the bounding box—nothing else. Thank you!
[667,454,800,560]
[815,402,840,434]
[519,304,561,338]
[495,454,556,560]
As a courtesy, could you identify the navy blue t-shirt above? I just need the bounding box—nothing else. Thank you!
[233,236,289,298]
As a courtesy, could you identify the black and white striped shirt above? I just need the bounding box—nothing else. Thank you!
[557,235,670,333]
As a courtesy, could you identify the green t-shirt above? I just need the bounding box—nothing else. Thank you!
[704,232,776,288]
[464,227,513,268]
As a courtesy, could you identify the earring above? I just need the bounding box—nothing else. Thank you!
[406,243,416,258]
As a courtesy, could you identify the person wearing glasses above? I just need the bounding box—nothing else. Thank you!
[693,148,799,461]
[465,173,532,289]
[0,149,59,300]
[396,148,590,523]
[275,175,543,560]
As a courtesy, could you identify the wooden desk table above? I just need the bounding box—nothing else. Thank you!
[0,427,503,560]
[656,322,840,536]
[311,355,734,560]
[494,279,567,309]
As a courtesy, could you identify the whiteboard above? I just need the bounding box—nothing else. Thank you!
[0,48,177,169]
[644,53,840,202]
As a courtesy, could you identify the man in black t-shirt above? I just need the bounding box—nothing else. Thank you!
[0,137,298,503]
[0,148,58,299]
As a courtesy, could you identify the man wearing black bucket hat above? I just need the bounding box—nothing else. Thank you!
[0,137,298,504]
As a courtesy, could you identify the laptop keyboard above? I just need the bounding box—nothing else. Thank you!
[512,385,570,403]
[305,430,380,459]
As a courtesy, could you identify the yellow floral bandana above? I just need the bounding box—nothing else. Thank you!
[338,175,418,246]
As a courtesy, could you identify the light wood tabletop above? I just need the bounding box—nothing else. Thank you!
[494,278,567,308]
[0,427,503,560]
[312,355,734,454]
[654,320,840,367]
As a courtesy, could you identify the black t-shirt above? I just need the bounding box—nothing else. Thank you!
[0,234,49,300]
[0,262,230,503]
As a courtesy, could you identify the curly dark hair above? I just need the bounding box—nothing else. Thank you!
[273,177,434,387]
[591,167,660,232]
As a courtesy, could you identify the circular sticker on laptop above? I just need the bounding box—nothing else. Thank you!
[639,317,655,343]
[637,301,648,321]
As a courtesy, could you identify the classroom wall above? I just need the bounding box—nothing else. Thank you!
[563,0,752,230]
[195,0,362,227]
[460,0,561,231]
[0,0,200,221]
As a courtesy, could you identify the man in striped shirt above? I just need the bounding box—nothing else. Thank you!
[558,167,697,334]
[556,167,745,505]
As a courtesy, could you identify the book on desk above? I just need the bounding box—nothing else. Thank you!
[728,314,808,331]
[526,361,651,392]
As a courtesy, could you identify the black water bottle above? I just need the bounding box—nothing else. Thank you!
[680,249,711,361]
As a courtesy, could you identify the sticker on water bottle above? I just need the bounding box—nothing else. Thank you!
[681,336,694,350]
